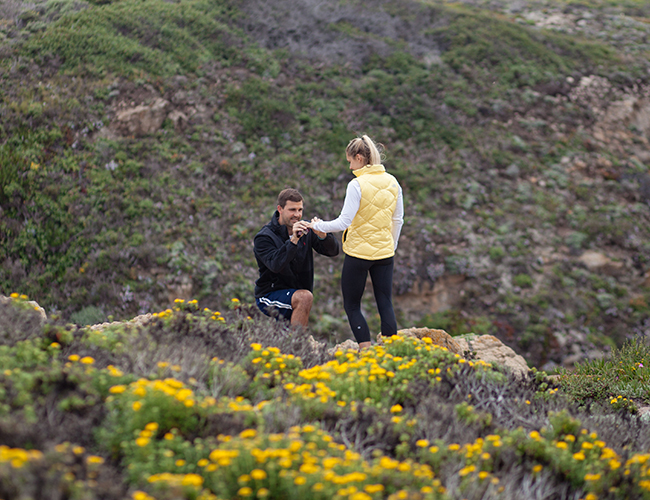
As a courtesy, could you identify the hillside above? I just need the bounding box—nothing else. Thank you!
[1,0,650,369]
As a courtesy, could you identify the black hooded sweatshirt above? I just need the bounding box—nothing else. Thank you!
[253,211,339,298]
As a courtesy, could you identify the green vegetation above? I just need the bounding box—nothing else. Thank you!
[429,5,617,90]
[1,0,649,371]
[1,297,649,499]
[23,0,243,77]
[558,338,650,408]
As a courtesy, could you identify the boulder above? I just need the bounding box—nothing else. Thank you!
[328,327,530,378]
[89,313,154,333]
[115,98,169,136]
[640,405,650,423]
[0,295,47,324]
[578,250,624,275]
[397,327,464,355]
[167,109,188,130]
[327,339,358,356]
[454,334,530,379]
[394,275,466,317]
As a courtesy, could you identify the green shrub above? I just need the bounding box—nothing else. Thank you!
[513,273,534,288]
[22,0,242,77]
[70,305,107,326]
[426,5,617,90]
[488,246,506,261]
[558,337,650,407]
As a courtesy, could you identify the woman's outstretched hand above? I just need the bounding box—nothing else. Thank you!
[310,217,327,239]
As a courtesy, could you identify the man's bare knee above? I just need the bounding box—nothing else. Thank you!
[292,290,313,310]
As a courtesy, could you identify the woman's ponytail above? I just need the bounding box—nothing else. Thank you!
[346,135,385,166]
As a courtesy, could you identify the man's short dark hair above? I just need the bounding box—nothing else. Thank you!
[277,188,303,208]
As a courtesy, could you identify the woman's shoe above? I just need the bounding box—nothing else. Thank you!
[358,341,372,353]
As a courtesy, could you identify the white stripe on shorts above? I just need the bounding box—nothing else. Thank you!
[259,296,293,310]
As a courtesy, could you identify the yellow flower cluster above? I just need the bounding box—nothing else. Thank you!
[249,344,302,381]
[0,445,43,469]
[275,335,488,415]
[6,292,42,313]
[135,422,160,447]
[197,424,446,499]
[626,453,650,490]
[152,308,174,319]
[109,377,196,412]
[202,306,225,321]
[106,365,124,377]
[148,472,205,487]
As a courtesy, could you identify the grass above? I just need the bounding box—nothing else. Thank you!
[1,296,650,499]
[22,0,243,77]
[558,338,650,408]
[427,4,619,91]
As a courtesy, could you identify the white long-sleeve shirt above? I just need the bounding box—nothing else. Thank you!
[312,179,404,250]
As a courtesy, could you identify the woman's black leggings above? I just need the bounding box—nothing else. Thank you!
[341,254,397,343]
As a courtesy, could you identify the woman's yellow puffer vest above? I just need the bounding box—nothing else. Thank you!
[342,164,399,260]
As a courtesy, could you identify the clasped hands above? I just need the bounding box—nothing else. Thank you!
[291,218,326,242]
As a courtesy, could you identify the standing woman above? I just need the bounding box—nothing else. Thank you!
[309,135,404,350]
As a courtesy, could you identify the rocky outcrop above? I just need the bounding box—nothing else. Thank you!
[325,338,358,356]
[167,109,188,130]
[394,275,466,317]
[399,328,530,379]
[88,313,154,333]
[578,250,624,276]
[114,98,169,136]
[454,334,530,380]
[0,295,47,324]
[328,326,530,379]
[397,327,464,355]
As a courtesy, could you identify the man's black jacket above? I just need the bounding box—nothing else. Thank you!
[254,211,339,298]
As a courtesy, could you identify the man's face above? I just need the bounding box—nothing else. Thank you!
[277,200,303,228]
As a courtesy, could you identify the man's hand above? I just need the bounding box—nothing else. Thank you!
[309,217,327,239]
[290,220,310,244]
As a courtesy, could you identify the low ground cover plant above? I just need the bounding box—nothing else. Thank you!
[1,296,649,499]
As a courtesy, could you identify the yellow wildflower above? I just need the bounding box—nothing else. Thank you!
[251,469,267,480]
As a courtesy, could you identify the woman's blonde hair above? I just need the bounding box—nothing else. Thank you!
[346,135,384,166]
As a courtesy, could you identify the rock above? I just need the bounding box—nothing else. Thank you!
[167,109,188,130]
[329,327,530,378]
[562,353,584,367]
[166,275,194,304]
[578,250,624,275]
[0,295,47,324]
[397,327,464,355]
[327,339,358,355]
[455,334,530,379]
[115,98,169,136]
[89,313,154,333]
[639,406,650,423]
[394,275,466,317]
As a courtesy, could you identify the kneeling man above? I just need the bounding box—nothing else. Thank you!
[253,188,339,327]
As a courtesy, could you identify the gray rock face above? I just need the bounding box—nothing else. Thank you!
[114,98,169,136]
[454,334,530,379]
[327,327,530,379]
[0,295,47,324]
[88,313,154,332]
[397,327,464,355]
